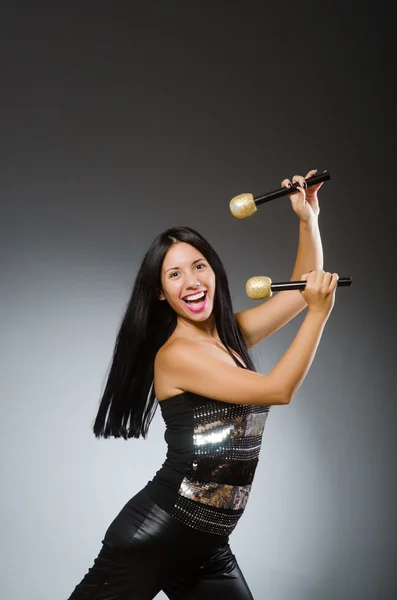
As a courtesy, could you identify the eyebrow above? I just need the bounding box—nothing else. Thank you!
[164,258,207,274]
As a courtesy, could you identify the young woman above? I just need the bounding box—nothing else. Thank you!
[67,170,339,599]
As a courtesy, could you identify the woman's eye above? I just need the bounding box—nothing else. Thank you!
[169,264,205,278]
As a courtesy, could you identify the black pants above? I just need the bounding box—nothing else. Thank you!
[67,488,254,599]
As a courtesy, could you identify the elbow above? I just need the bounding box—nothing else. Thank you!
[275,389,292,405]
[277,379,295,405]
[270,381,292,405]
[262,375,293,406]
[281,384,296,405]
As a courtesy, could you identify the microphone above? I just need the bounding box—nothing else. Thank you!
[230,170,331,219]
[246,275,352,300]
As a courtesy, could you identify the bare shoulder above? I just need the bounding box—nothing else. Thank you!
[154,337,197,401]
[154,335,286,406]
[156,336,196,361]
[155,337,197,376]
[156,336,238,372]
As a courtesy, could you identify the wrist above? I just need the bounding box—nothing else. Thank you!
[307,306,330,322]
[300,214,319,229]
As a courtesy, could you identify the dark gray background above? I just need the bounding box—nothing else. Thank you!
[1,2,396,599]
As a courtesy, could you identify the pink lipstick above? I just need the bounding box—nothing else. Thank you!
[182,292,208,313]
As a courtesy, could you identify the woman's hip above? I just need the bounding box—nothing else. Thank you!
[103,486,229,558]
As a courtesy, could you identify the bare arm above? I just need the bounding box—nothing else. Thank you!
[235,171,324,348]
[269,308,327,399]
[236,218,323,347]
[155,271,337,406]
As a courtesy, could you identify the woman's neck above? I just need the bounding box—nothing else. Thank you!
[174,315,220,342]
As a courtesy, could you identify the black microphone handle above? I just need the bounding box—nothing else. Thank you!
[255,170,331,207]
[271,276,352,292]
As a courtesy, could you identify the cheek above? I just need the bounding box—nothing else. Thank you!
[163,279,182,301]
[208,272,216,289]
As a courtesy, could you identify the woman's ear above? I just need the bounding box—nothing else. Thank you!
[158,289,166,301]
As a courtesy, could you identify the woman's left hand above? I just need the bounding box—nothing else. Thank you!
[281,168,323,222]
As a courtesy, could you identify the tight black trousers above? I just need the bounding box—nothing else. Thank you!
[67,488,254,600]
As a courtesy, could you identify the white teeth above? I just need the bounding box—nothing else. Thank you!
[184,291,206,302]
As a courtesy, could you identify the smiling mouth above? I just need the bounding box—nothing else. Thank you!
[182,290,208,311]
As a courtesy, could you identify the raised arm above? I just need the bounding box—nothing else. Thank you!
[235,169,324,348]
[155,270,338,406]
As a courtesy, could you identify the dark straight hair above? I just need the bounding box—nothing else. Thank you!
[93,226,256,440]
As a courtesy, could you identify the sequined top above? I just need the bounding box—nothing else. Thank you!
[146,391,269,537]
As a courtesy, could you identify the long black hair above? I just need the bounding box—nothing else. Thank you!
[93,226,256,440]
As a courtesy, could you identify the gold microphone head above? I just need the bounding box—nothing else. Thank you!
[229,193,257,219]
[246,276,272,299]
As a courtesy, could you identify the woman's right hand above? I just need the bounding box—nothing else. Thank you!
[300,270,339,318]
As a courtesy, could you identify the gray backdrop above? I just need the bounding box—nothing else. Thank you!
[1,2,395,599]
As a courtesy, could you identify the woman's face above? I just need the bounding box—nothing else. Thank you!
[159,242,215,322]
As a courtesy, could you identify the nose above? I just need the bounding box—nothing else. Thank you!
[185,274,201,289]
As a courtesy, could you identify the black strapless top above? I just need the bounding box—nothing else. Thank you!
[145,388,270,537]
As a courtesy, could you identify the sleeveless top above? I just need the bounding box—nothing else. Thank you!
[146,364,270,537]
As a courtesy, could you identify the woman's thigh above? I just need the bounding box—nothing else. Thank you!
[67,489,180,599]
[162,543,254,600]
[67,540,163,600]
[67,488,243,600]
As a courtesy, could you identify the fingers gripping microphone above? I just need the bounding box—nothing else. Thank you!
[230,170,331,219]
[246,276,352,300]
